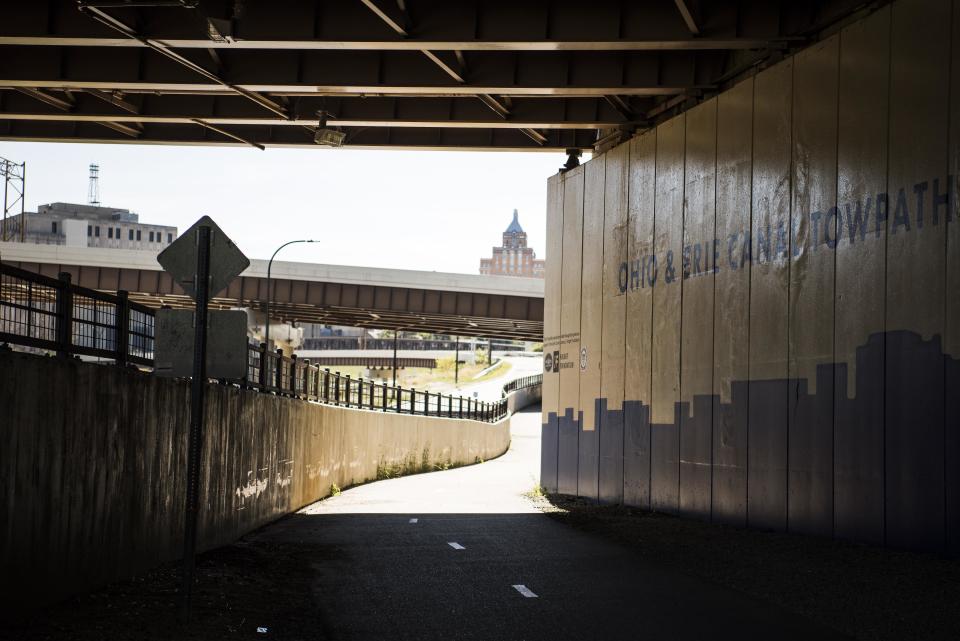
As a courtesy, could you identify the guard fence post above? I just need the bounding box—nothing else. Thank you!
[55,272,73,358]
[290,354,298,397]
[305,360,313,400]
[257,343,267,390]
[115,289,129,366]
[274,349,283,393]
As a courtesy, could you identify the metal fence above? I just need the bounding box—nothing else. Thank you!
[0,263,543,423]
[0,263,154,367]
[502,373,542,395]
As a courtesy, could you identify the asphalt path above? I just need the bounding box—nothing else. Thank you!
[252,406,846,641]
[431,354,544,402]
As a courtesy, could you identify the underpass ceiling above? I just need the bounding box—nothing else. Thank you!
[0,0,871,151]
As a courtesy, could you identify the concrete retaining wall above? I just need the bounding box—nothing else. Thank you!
[542,0,960,551]
[506,383,542,415]
[0,350,510,609]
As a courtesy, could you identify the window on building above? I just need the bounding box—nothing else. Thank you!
[128,229,134,241]
[87,225,92,237]
[149,231,155,242]
[167,233,173,243]
[108,227,113,239]
[115,227,120,238]
[51,221,58,234]
[136,230,141,241]
[95,226,100,237]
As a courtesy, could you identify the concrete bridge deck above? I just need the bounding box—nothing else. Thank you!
[0,242,544,340]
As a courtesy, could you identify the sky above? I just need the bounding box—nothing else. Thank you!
[0,141,566,274]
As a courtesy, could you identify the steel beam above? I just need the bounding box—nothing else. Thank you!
[0,37,783,51]
[673,0,701,36]
[0,112,633,130]
[190,118,264,149]
[74,5,291,120]
[13,87,73,111]
[0,81,696,97]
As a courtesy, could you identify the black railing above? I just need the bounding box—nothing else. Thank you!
[1,263,543,423]
[502,373,542,395]
[0,263,154,366]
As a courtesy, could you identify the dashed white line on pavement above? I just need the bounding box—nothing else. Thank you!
[409,518,418,523]
[447,542,465,550]
[512,584,538,598]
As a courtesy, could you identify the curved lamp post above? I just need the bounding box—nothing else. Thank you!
[264,239,317,348]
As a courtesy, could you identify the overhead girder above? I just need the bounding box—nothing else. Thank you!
[0,0,872,150]
[0,91,647,129]
[0,46,724,94]
[0,118,599,151]
[1,1,823,49]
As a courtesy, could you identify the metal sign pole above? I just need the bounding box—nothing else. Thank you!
[180,224,212,622]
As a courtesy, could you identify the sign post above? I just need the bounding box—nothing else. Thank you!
[157,216,249,623]
[180,223,211,622]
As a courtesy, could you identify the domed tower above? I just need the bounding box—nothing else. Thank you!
[502,209,528,249]
[479,209,545,278]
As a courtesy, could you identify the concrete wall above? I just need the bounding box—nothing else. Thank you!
[506,383,543,415]
[541,0,960,551]
[0,350,510,609]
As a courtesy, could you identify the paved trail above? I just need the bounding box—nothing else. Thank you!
[254,406,846,641]
[429,354,544,401]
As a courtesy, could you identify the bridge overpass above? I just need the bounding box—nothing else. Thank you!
[0,241,544,340]
[0,0,865,152]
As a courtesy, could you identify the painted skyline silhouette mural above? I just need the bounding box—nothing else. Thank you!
[542,330,960,551]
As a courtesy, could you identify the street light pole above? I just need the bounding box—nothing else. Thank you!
[454,335,459,387]
[392,329,399,387]
[264,239,317,348]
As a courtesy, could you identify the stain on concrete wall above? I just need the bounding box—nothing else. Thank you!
[541,0,960,551]
[1,351,510,609]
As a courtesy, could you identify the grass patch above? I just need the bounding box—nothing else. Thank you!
[469,359,512,383]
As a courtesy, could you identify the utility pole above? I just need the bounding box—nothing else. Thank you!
[1,157,26,242]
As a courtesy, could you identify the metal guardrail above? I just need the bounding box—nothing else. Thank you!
[1,263,541,423]
[0,262,155,367]
[502,373,542,396]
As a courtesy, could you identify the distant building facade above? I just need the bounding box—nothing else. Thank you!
[479,209,545,278]
[4,202,177,251]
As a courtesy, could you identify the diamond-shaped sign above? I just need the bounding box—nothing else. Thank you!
[157,215,249,299]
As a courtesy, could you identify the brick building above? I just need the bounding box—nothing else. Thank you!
[479,209,545,278]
